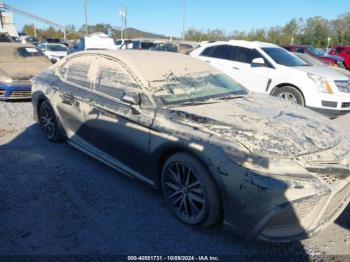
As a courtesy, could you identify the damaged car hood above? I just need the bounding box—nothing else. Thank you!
[165,94,343,158]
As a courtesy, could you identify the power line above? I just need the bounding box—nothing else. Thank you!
[0,1,83,39]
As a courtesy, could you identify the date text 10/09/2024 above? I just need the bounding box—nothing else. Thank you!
[127,256,220,261]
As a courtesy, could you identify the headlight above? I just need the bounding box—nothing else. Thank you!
[307,73,333,94]
[223,146,308,175]
[0,69,13,84]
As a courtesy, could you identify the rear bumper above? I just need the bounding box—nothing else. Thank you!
[0,82,32,100]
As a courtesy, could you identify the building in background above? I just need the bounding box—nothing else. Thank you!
[0,11,18,38]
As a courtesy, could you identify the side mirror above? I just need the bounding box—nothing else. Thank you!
[122,92,142,115]
[122,92,140,105]
[251,57,265,66]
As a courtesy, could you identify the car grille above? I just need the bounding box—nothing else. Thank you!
[265,195,321,229]
[9,90,31,98]
[323,185,350,220]
[12,76,31,81]
[335,80,350,93]
[342,102,350,108]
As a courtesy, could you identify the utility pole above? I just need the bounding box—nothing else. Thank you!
[33,22,37,37]
[119,5,126,40]
[0,0,4,29]
[326,37,331,53]
[182,0,186,41]
[84,0,88,35]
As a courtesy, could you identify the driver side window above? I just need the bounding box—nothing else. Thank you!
[94,56,140,100]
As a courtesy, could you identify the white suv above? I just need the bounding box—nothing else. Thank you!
[191,40,350,117]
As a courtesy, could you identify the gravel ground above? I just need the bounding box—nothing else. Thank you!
[0,101,349,258]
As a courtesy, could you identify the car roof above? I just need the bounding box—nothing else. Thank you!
[199,40,278,49]
[285,45,311,48]
[75,50,218,85]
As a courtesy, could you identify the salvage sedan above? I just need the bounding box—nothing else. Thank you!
[0,43,51,100]
[32,50,350,242]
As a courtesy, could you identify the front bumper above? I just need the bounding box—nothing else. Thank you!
[308,106,350,118]
[0,82,32,100]
[255,180,350,242]
[216,158,350,242]
[305,91,350,118]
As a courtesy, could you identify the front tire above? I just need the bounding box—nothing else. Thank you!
[161,152,221,227]
[272,86,305,106]
[38,100,62,142]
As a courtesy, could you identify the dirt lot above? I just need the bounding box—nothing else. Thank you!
[0,100,349,257]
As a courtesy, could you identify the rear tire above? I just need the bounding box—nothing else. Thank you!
[272,86,305,106]
[161,152,221,227]
[38,100,62,142]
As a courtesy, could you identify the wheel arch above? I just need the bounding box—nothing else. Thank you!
[154,144,224,221]
[270,83,306,104]
[154,144,224,217]
[32,91,49,121]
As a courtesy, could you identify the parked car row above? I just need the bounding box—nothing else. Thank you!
[283,44,345,68]
[329,46,350,70]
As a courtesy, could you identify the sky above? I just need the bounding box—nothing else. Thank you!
[4,0,350,37]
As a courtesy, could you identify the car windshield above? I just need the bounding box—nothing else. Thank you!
[46,44,68,51]
[153,72,248,105]
[262,47,308,67]
[308,47,324,56]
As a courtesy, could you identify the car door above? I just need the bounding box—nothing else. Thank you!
[80,55,155,179]
[229,47,272,93]
[53,54,96,139]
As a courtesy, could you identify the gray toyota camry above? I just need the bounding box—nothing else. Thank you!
[32,50,350,242]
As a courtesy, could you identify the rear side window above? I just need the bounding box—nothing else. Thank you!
[200,46,215,57]
[201,45,238,60]
[94,57,140,99]
[60,55,95,87]
[236,47,263,63]
[346,49,350,55]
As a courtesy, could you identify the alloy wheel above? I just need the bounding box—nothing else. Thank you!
[39,103,57,139]
[163,161,206,224]
[278,92,298,104]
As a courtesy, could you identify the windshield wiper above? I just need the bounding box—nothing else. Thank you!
[214,95,245,100]
[180,100,219,106]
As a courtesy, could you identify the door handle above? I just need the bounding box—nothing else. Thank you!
[233,67,240,70]
[205,60,211,63]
